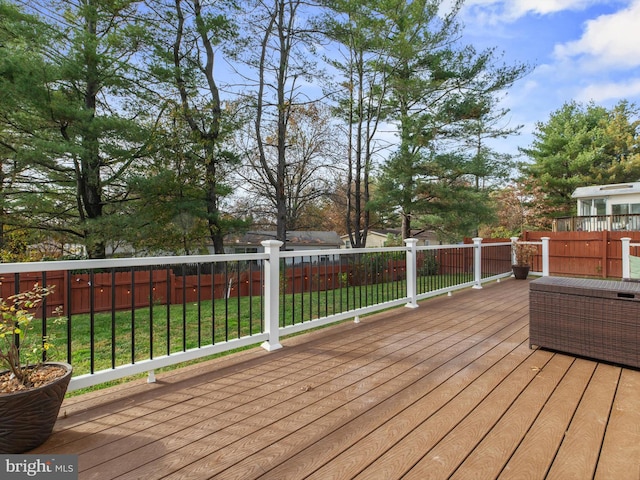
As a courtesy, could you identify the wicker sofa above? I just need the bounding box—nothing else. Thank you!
[529,276,640,369]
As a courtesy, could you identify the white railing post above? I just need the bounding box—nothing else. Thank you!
[622,237,631,280]
[261,240,283,351]
[404,238,419,308]
[473,237,482,289]
[541,237,550,277]
[510,236,519,267]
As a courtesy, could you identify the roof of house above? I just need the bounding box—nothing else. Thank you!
[572,182,640,199]
[226,231,342,247]
[340,229,437,240]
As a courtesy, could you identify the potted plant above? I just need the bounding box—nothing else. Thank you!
[512,242,537,280]
[0,283,72,453]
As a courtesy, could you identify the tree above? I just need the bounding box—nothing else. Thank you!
[451,97,521,235]
[0,1,53,252]
[313,177,388,235]
[145,0,243,253]
[373,150,497,242]
[236,103,340,230]
[1,0,153,258]
[237,0,323,247]
[124,114,216,255]
[370,0,529,239]
[1,0,530,256]
[521,100,640,217]
[593,101,640,182]
[2,0,246,257]
[479,182,552,238]
[323,0,390,247]
[456,96,519,191]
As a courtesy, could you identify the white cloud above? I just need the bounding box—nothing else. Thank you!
[554,1,640,69]
[508,0,601,18]
[576,78,640,101]
[464,0,609,23]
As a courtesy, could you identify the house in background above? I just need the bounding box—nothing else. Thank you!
[340,229,439,248]
[555,181,640,231]
[224,231,343,254]
[26,240,87,260]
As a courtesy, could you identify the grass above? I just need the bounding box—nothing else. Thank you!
[35,272,474,394]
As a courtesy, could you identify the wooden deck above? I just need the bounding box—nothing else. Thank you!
[33,278,640,479]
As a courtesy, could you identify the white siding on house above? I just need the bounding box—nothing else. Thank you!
[573,182,640,216]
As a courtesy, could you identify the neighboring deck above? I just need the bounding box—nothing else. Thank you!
[34,278,640,480]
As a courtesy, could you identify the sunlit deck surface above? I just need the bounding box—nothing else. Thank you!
[34,278,640,479]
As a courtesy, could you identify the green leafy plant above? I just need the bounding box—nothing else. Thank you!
[0,283,64,389]
[418,253,439,276]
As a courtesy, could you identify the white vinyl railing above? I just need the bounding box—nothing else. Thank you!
[0,238,519,391]
[511,236,550,277]
[620,237,640,280]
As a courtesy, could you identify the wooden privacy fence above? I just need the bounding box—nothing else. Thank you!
[522,230,640,278]
[0,262,400,316]
[0,269,262,316]
[1,235,629,317]
[0,248,500,316]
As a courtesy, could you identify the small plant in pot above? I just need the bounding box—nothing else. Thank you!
[512,242,537,280]
[0,283,72,453]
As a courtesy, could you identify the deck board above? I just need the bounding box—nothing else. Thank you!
[401,348,554,479]
[300,325,531,479]
[331,330,533,480]
[499,357,597,479]
[449,353,576,479]
[547,363,620,480]
[31,278,640,480]
[595,368,640,479]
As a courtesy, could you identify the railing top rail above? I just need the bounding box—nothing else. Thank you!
[557,213,640,219]
[418,243,474,251]
[279,246,410,258]
[284,242,493,259]
[480,242,512,247]
[0,238,516,275]
[0,252,270,274]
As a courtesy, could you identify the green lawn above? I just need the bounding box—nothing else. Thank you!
[37,272,471,386]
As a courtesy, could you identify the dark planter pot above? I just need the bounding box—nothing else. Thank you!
[0,362,72,454]
[512,265,530,280]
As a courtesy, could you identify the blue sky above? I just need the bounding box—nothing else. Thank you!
[456,0,640,156]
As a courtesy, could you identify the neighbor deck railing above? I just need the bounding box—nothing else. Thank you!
[554,214,640,232]
[0,238,520,392]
